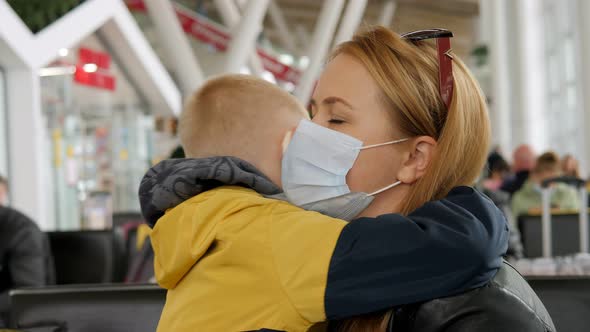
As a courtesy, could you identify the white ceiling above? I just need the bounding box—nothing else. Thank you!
[268,0,480,59]
[178,0,481,59]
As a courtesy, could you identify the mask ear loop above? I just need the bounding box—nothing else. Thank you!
[354,138,408,195]
[355,138,409,150]
[369,181,402,196]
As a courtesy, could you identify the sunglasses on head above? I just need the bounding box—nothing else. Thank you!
[401,28,454,111]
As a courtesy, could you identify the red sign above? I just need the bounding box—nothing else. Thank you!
[126,0,146,11]
[74,65,116,91]
[176,9,230,51]
[126,0,301,84]
[79,48,111,70]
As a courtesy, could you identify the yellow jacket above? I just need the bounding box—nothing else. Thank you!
[152,186,346,331]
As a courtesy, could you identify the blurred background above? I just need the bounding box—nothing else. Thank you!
[2,0,588,232]
[1,1,590,331]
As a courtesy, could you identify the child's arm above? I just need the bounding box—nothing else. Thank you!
[269,187,509,322]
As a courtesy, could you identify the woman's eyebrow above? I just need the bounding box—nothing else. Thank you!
[322,96,354,110]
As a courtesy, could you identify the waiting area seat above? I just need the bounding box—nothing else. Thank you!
[519,211,590,257]
[9,284,165,332]
[527,276,590,332]
[47,230,127,284]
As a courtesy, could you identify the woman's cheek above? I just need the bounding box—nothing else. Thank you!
[350,147,403,193]
[347,151,384,193]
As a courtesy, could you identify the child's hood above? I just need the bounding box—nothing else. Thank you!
[138,156,281,228]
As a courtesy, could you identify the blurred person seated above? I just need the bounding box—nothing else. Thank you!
[483,152,510,191]
[512,152,579,219]
[561,154,581,178]
[501,144,536,195]
[480,154,524,259]
[0,175,53,326]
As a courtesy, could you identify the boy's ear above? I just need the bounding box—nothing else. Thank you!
[396,136,436,184]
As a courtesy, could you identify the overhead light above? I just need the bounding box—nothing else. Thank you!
[39,66,76,77]
[82,63,98,73]
[279,54,294,66]
[299,56,310,69]
[58,48,69,57]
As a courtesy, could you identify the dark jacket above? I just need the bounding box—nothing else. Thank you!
[0,206,53,324]
[386,261,555,332]
[140,157,509,325]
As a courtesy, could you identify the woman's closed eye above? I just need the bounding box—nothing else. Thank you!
[328,118,345,124]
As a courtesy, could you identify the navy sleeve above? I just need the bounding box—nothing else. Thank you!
[324,187,509,319]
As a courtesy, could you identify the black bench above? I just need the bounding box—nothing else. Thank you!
[9,283,165,332]
[519,212,590,257]
[527,275,590,332]
[47,230,127,284]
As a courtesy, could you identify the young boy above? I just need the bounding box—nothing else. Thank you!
[140,75,507,332]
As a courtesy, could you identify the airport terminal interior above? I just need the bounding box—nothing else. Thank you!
[0,0,590,331]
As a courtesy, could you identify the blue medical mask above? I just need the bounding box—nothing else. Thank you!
[281,119,408,207]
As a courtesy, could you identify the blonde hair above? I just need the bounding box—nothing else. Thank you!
[332,26,490,216]
[330,26,490,331]
[179,74,307,167]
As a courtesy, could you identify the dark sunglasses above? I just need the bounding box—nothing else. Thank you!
[401,28,454,111]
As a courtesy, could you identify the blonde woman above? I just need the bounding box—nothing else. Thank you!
[309,27,502,331]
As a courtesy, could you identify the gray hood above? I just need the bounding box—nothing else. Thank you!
[138,156,281,227]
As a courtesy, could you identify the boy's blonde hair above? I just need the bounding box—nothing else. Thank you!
[180,74,307,181]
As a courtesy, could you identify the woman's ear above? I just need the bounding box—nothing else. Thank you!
[397,136,436,184]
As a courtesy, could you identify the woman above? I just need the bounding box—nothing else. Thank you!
[141,26,509,331]
[306,26,495,330]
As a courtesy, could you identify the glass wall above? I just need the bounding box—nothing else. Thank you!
[542,0,584,158]
[0,68,7,179]
[40,34,154,230]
